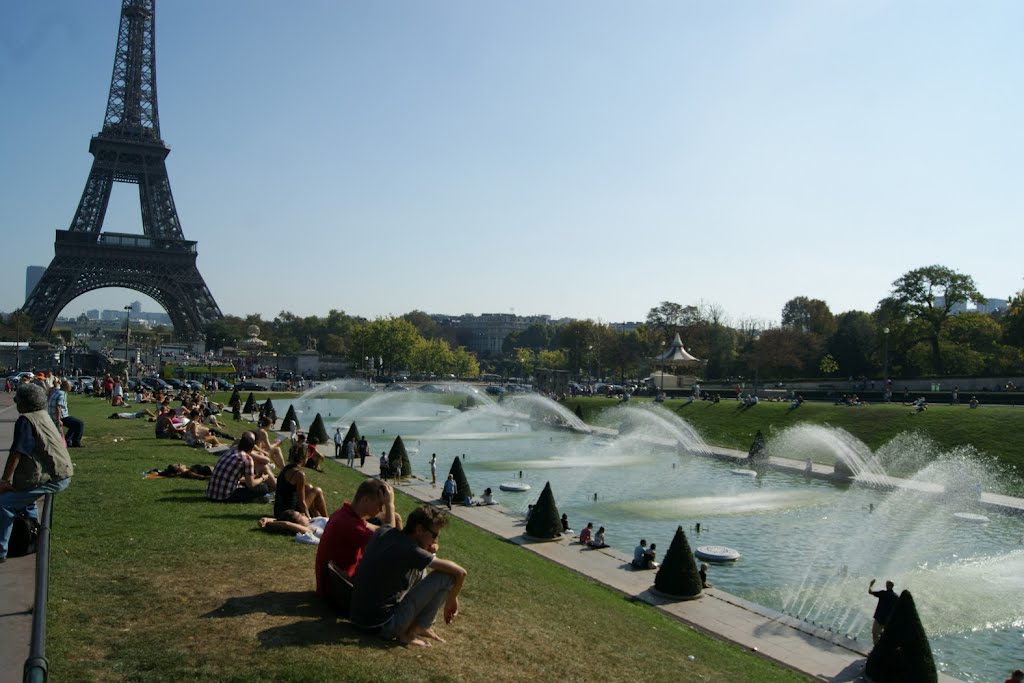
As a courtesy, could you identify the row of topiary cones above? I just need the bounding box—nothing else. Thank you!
[239,401,936,680]
[524,479,937,682]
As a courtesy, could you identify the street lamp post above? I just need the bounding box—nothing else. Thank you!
[882,327,890,401]
[123,305,131,379]
[751,328,761,399]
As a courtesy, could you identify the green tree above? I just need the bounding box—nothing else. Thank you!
[828,311,879,377]
[819,354,839,376]
[451,346,480,379]
[781,296,836,337]
[349,317,421,375]
[402,310,439,339]
[885,265,985,374]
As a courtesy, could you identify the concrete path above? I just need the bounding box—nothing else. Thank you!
[344,457,965,683]
[0,390,34,683]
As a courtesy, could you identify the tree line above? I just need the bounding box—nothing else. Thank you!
[3,264,1022,381]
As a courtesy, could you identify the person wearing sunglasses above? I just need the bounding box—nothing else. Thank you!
[350,505,467,646]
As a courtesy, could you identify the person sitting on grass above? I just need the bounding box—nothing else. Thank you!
[154,406,186,440]
[350,505,467,647]
[969,396,979,409]
[254,416,285,469]
[315,479,402,597]
[276,440,328,522]
[305,437,325,473]
[185,409,224,449]
[910,397,928,414]
[206,432,277,503]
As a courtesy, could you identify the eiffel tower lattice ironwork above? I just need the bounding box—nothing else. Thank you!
[23,0,221,341]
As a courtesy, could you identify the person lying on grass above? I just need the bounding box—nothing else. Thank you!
[350,505,466,647]
[147,463,213,479]
[315,479,403,599]
[274,439,328,522]
[108,408,157,420]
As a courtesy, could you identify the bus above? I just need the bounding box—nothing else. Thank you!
[161,363,237,383]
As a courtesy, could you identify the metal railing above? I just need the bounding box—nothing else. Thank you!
[22,494,53,683]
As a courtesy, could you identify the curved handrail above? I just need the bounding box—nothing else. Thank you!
[22,493,53,683]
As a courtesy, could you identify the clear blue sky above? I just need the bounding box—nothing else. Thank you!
[2,1,1022,327]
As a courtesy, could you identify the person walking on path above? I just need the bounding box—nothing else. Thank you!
[333,428,343,459]
[345,437,356,468]
[357,436,368,467]
[441,474,457,510]
[430,453,437,487]
[1,383,75,562]
[868,579,898,645]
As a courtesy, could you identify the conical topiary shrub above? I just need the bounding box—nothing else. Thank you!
[748,429,768,460]
[342,421,360,452]
[242,392,257,414]
[309,413,330,445]
[388,436,412,478]
[865,590,937,683]
[448,456,473,503]
[653,526,703,600]
[574,404,583,419]
[833,456,855,479]
[262,398,275,416]
[229,388,241,408]
[281,405,300,432]
[525,482,562,539]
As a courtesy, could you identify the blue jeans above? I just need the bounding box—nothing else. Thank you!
[382,571,454,640]
[63,415,85,447]
[0,477,71,558]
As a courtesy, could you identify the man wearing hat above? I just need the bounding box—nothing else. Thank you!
[1,383,75,562]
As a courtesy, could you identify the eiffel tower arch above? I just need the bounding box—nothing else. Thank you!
[23,0,221,341]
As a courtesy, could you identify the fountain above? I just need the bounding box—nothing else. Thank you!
[283,381,1023,683]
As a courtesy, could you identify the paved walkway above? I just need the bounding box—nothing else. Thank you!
[346,457,965,683]
[0,390,34,683]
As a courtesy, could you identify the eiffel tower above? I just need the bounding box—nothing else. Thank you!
[23,0,221,341]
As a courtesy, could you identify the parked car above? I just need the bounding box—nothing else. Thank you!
[418,384,448,393]
[485,385,505,396]
[234,380,263,391]
[384,383,409,392]
[7,372,35,385]
[214,378,234,391]
[140,377,171,392]
[76,376,95,393]
[165,378,183,389]
[184,380,204,391]
[270,381,290,391]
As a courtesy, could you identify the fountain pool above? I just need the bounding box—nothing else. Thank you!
[287,386,1023,682]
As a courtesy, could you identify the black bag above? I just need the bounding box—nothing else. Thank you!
[9,513,40,557]
[321,560,353,617]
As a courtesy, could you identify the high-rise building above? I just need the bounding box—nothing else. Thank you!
[25,266,45,300]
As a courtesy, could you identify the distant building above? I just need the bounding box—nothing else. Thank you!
[934,296,1009,316]
[25,266,45,300]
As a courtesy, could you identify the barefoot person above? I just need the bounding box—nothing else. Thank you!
[350,505,467,646]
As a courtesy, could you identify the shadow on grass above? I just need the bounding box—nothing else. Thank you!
[157,494,210,503]
[201,590,388,649]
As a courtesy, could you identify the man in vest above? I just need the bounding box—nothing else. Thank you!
[1,383,74,562]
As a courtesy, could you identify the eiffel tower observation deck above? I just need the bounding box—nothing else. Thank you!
[23,0,221,341]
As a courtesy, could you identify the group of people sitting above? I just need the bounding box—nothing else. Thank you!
[631,539,659,569]
[578,522,608,549]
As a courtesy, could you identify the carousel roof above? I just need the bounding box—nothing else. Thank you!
[654,333,701,363]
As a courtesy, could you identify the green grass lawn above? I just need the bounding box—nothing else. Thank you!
[565,396,1024,491]
[46,393,810,682]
